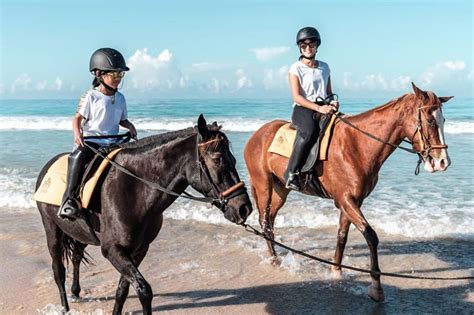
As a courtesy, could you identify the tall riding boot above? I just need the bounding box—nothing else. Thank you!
[58,149,88,220]
[284,135,311,191]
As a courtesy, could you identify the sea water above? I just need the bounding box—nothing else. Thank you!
[0,97,472,239]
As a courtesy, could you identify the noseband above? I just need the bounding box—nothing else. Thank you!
[196,136,247,212]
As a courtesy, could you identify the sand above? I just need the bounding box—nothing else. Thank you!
[0,210,472,314]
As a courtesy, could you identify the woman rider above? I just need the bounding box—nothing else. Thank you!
[285,26,339,191]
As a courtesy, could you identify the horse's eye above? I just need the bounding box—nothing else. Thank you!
[211,153,222,164]
[426,118,435,125]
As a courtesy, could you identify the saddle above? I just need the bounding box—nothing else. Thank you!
[268,113,339,196]
[33,148,122,208]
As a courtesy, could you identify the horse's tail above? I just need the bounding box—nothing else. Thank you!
[62,234,94,266]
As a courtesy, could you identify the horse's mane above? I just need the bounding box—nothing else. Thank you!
[121,123,225,153]
[122,127,196,153]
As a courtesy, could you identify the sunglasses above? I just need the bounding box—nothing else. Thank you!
[299,42,317,50]
[104,71,126,79]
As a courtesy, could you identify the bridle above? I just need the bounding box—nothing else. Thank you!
[196,135,247,212]
[409,104,448,162]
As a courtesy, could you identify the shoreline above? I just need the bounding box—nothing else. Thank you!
[0,210,472,314]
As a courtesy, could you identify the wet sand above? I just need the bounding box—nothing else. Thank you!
[0,210,473,314]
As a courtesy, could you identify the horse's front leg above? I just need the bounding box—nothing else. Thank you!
[42,217,70,311]
[332,211,351,279]
[112,248,149,314]
[102,244,153,315]
[71,241,87,301]
[340,199,384,302]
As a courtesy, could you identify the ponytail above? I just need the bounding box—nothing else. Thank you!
[92,77,100,88]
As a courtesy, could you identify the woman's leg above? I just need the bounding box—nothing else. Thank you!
[285,105,320,190]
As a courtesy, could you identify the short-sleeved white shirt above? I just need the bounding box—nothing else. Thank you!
[289,60,330,105]
[77,89,128,145]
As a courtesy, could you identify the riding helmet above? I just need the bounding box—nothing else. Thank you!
[296,27,321,46]
[89,48,130,72]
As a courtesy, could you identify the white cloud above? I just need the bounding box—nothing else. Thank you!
[236,68,252,89]
[53,77,63,90]
[11,73,32,93]
[263,65,289,89]
[36,81,48,91]
[250,46,290,62]
[0,83,4,94]
[342,72,411,91]
[444,61,465,71]
[35,77,63,91]
[127,48,184,91]
[467,69,473,81]
[191,62,223,72]
[419,60,466,87]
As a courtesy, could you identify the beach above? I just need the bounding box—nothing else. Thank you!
[0,98,473,314]
[1,209,472,314]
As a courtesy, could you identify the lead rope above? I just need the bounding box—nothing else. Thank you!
[241,224,473,281]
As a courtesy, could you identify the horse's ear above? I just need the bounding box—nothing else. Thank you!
[411,82,428,101]
[197,114,209,139]
[439,96,454,103]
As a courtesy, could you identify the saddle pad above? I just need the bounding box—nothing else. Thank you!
[268,114,337,160]
[33,148,122,208]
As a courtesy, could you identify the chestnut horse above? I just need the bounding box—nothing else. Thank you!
[244,83,452,301]
[36,115,252,314]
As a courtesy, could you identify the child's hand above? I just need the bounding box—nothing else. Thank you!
[129,125,137,139]
[74,132,84,147]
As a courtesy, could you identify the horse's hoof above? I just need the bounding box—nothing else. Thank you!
[271,256,281,267]
[331,267,343,280]
[70,295,81,303]
[368,285,385,302]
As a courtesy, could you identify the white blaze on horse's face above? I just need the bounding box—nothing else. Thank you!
[424,107,451,172]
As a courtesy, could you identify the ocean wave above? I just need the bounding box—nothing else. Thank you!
[3,169,473,239]
[0,116,472,134]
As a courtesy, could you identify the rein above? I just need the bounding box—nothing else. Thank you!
[83,134,245,209]
[242,223,473,281]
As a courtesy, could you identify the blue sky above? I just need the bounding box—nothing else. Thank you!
[1,0,472,99]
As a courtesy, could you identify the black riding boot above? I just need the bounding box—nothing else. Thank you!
[58,149,89,220]
[284,135,310,191]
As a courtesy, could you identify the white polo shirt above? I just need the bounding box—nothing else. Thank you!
[77,89,128,145]
[289,60,330,104]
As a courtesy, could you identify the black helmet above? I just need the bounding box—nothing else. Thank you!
[296,27,321,46]
[89,48,130,72]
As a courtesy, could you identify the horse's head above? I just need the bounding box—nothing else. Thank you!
[192,114,253,224]
[408,82,453,172]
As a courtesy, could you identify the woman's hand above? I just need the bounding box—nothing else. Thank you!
[330,100,339,111]
[318,104,335,115]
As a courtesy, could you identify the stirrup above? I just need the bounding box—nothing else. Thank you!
[285,173,301,191]
[58,198,82,220]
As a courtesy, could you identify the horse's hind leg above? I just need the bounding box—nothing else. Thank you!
[112,248,149,315]
[339,199,384,302]
[42,216,70,311]
[332,212,351,278]
[71,242,87,301]
[102,245,152,315]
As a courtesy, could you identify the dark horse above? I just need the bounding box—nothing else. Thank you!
[36,115,253,313]
[244,83,452,301]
